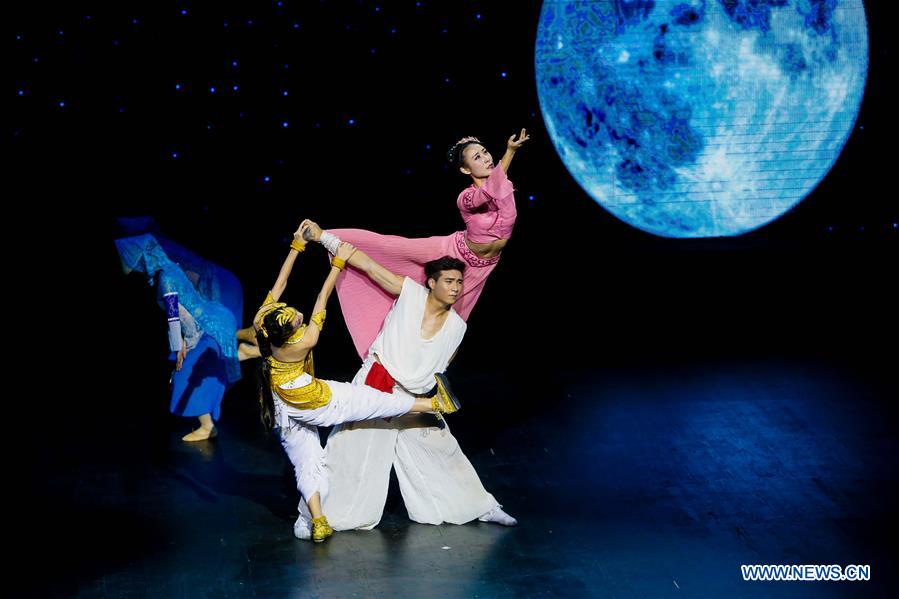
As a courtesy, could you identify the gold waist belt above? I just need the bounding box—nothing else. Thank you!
[267,353,332,410]
[273,378,332,410]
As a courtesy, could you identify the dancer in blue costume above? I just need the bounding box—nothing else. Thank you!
[115,232,241,441]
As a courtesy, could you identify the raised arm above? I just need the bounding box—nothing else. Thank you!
[294,241,357,349]
[499,128,530,174]
[299,219,405,297]
[269,224,307,303]
[253,224,306,331]
[346,246,404,297]
[459,130,527,213]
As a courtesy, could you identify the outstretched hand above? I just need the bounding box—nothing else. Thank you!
[507,128,530,151]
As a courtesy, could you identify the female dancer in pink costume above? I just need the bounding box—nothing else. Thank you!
[303,129,529,358]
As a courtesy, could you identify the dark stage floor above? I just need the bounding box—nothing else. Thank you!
[29,357,897,598]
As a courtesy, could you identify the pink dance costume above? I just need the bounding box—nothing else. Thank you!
[330,165,517,358]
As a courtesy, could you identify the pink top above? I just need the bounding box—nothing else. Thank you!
[456,165,517,244]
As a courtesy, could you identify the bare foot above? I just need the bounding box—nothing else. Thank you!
[182,426,217,442]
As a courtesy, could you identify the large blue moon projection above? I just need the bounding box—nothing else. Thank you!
[535,1,869,237]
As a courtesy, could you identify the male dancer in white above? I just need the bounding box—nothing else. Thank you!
[292,222,515,539]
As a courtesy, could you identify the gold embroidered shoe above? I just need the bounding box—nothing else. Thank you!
[432,373,461,415]
[311,516,333,543]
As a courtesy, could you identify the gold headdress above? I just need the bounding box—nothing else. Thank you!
[255,292,303,342]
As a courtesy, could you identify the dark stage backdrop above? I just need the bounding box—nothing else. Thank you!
[14,0,896,483]
[14,1,896,363]
[12,3,897,595]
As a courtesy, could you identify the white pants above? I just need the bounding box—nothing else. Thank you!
[276,378,415,506]
[321,355,499,529]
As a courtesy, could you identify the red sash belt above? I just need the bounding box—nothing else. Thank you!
[364,361,395,394]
